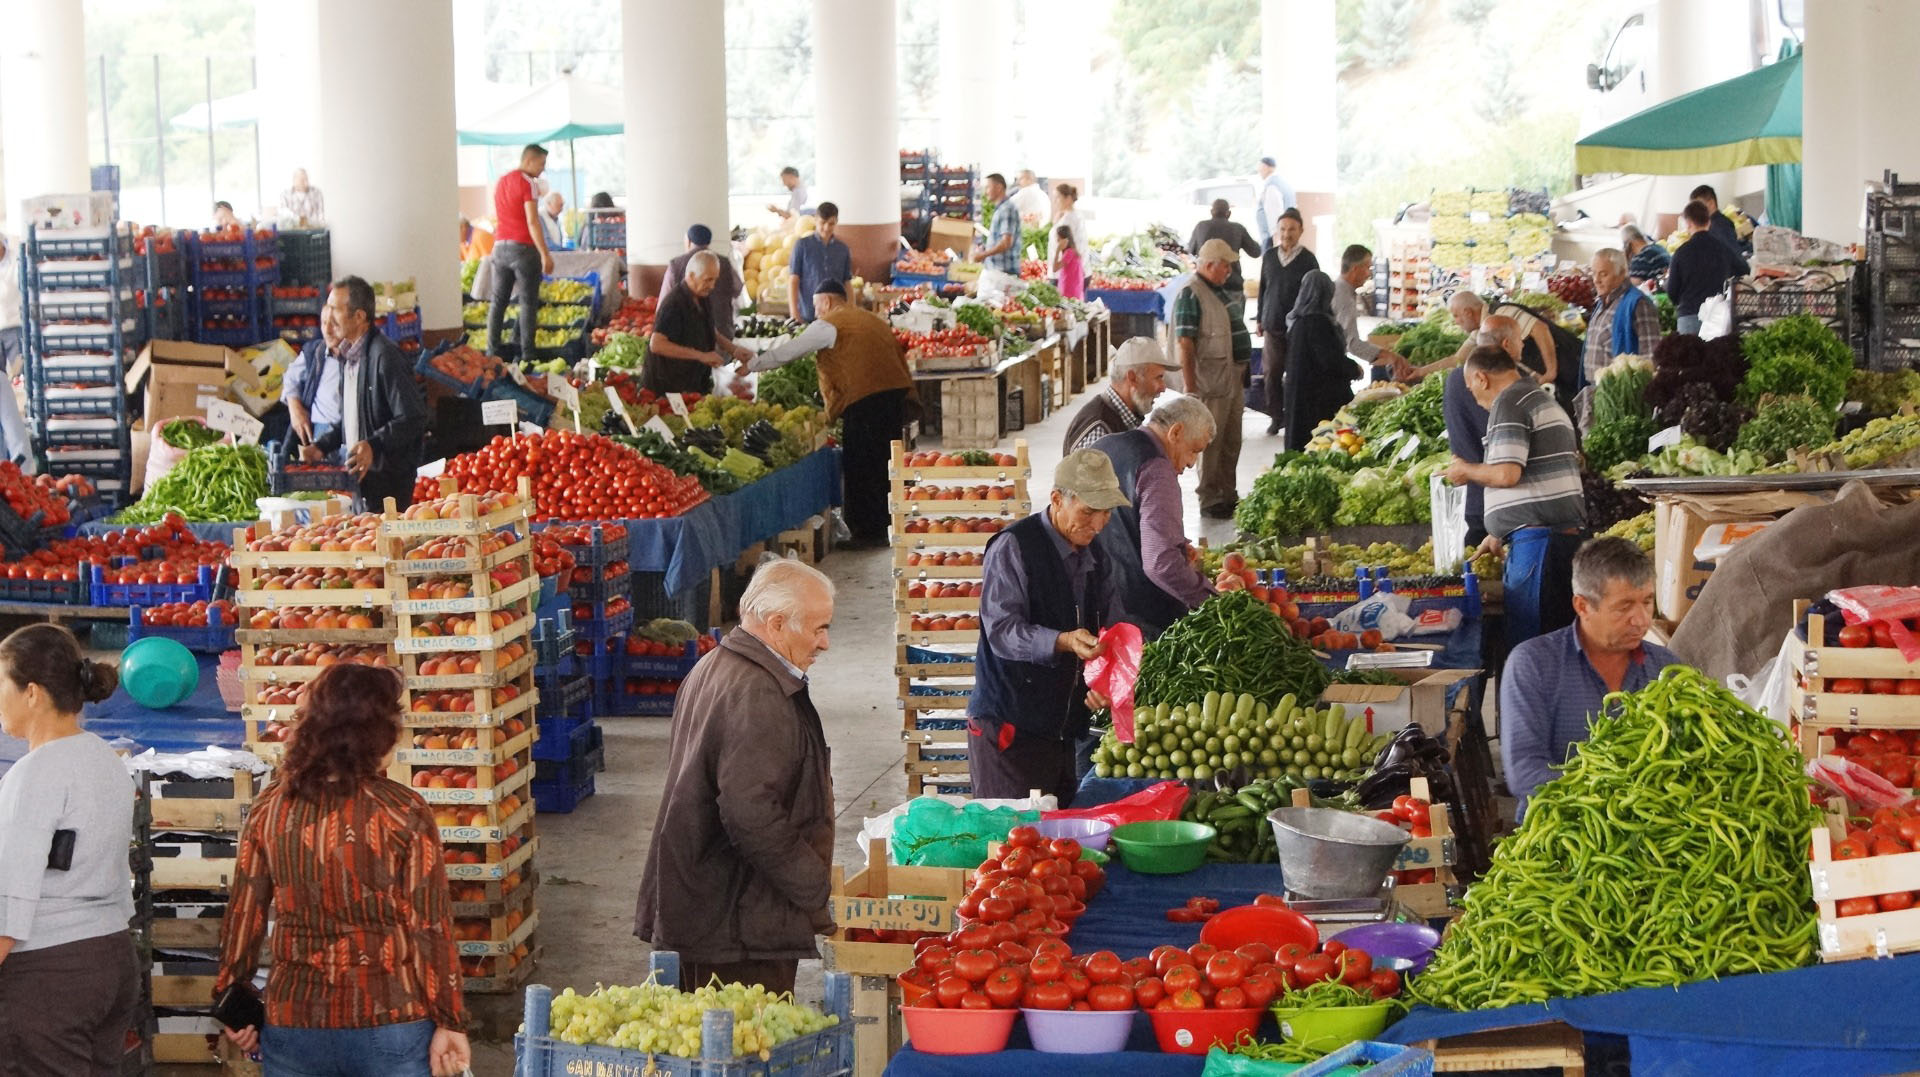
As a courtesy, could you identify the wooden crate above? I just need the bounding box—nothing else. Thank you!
[379,477,533,537]
[895,643,975,679]
[1396,775,1463,920]
[1414,1023,1585,1074]
[455,907,540,957]
[461,937,541,994]
[823,838,967,975]
[392,746,534,807]
[150,771,256,833]
[842,973,903,1077]
[1810,798,1920,961]
[1791,607,1920,726]
[444,828,538,882]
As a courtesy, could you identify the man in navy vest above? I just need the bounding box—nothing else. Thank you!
[967,451,1131,804]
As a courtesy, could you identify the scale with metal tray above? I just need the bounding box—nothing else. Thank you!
[1285,877,1402,928]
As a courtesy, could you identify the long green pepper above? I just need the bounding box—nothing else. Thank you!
[1410,666,1821,1011]
[1135,591,1331,708]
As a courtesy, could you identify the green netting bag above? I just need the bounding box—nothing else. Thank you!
[889,798,1039,867]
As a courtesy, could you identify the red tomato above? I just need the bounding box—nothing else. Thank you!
[1133,976,1166,1009]
[1873,622,1898,648]
[1869,679,1903,695]
[1152,947,1197,978]
[1162,965,1203,994]
[1082,951,1123,985]
[951,949,999,984]
[1293,954,1337,984]
[1204,952,1248,989]
[1027,953,1066,984]
[1167,989,1206,1011]
[934,975,970,1007]
[982,968,1024,1008]
[1023,981,1071,1010]
[1879,891,1918,913]
[1087,983,1134,1011]
[1366,968,1402,999]
[1837,897,1879,917]
[1240,973,1277,1009]
[1335,949,1373,986]
[1213,986,1248,1009]
[1830,678,1867,694]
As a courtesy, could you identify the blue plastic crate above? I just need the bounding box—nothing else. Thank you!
[90,564,220,607]
[37,325,132,353]
[573,606,633,641]
[35,292,139,323]
[31,352,127,386]
[531,716,594,762]
[481,380,556,428]
[623,634,711,679]
[194,325,266,347]
[515,958,852,1076]
[267,444,354,494]
[1291,1041,1434,1076]
[533,741,602,787]
[381,309,423,342]
[414,348,491,397]
[32,229,134,261]
[536,524,627,567]
[536,676,592,722]
[567,563,630,604]
[891,268,949,289]
[129,608,237,654]
[531,615,577,667]
[530,771,594,814]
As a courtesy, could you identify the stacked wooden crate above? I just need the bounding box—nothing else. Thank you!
[146,769,258,1068]
[889,441,1031,796]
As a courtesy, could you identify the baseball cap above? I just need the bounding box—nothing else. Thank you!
[813,279,846,298]
[1054,450,1130,511]
[1110,337,1177,373]
[1259,156,1277,167]
[687,224,713,245]
[1198,238,1238,263]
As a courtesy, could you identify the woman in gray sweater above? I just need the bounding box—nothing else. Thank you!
[0,624,135,1074]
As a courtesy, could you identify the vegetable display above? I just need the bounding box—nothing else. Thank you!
[590,332,647,370]
[1582,416,1657,474]
[1821,414,1920,469]
[754,354,823,409]
[1737,314,1853,409]
[1389,317,1468,366]
[159,418,224,451]
[1732,395,1840,462]
[545,982,837,1055]
[1180,769,1367,863]
[1134,592,1332,710]
[1098,693,1384,787]
[1356,377,1446,461]
[1333,457,1442,527]
[1647,334,1745,418]
[1233,456,1344,536]
[1410,667,1820,1011]
[1590,355,1653,427]
[115,445,269,524]
[1847,369,1920,415]
[429,431,708,521]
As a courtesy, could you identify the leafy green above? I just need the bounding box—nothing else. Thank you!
[1021,280,1064,308]
[1737,314,1852,409]
[1733,395,1839,462]
[1357,376,1447,461]
[1583,416,1657,473]
[1592,356,1654,425]
[1334,464,1427,526]
[1235,456,1345,536]
[592,332,647,370]
[756,355,823,409]
[1392,309,1469,364]
[952,303,1002,339]
[1847,369,1920,415]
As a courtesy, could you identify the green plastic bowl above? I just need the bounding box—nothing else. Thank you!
[1108,820,1216,874]
[1269,1000,1394,1053]
[120,637,197,709]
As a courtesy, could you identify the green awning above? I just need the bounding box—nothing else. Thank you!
[1575,52,1801,175]
[456,74,623,147]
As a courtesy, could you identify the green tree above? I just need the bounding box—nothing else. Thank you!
[1167,51,1262,183]
[1108,0,1259,108]
[1355,0,1417,69]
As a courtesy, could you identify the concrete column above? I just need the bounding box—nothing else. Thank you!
[939,0,1012,176]
[0,0,90,223]
[1023,3,1092,183]
[1648,0,1756,218]
[813,0,900,280]
[622,0,728,295]
[255,0,460,324]
[1263,0,1336,252]
[1803,0,1920,241]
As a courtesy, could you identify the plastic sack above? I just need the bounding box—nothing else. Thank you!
[1828,586,1920,662]
[1330,594,1418,641]
[1041,780,1189,828]
[888,797,1043,867]
[1729,632,1798,725]
[1808,755,1913,815]
[1084,622,1144,742]
[143,416,225,493]
[1199,1048,1302,1077]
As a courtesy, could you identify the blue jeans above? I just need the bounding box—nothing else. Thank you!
[1676,314,1701,335]
[1503,526,1583,649]
[261,1020,434,1076]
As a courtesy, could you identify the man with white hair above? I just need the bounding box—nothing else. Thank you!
[647,249,749,394]
[1172,238,1254,518]
[661,224,743,340]
[1010,169,1051,226]
[1062,337,1179,453]
[539,191,568,251]
[278,167,325,225]
[967,450,1128,801]
[1582,248,1660,387]
[1092,396,1248,640]
[637,557,837,995]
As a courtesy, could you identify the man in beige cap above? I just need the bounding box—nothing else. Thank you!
[1062,336,1179,454]
[1173,238,1253,518]
[966,450,1129,803]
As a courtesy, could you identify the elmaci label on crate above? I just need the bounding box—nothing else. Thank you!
[832,895,950,933]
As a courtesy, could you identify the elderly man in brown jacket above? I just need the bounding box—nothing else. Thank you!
[635,558,837,993]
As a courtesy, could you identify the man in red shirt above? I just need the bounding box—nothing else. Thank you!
[486,143,554,361]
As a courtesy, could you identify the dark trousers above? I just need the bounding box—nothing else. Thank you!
[968,721,1078,806]
[356,469,416,515]
[0,931,139,1077]
[840,388,907,543]
[488,241,542,360]
[683,958,798,996]
[1503,527,1584,649]
[1262,330,1288,430]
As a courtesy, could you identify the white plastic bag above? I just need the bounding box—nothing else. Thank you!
[1729,632,1798,726]
[1331,594,1419,640]
[1429,475,1468,573]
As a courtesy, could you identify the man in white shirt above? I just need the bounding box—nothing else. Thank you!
[540,192,568,251]
[767,167,810,220]
[1254,157,1297,250]
[1333,244,1412,381]
[1010,170,1052,227]
[0,235,28,469]
[278,168,325,225]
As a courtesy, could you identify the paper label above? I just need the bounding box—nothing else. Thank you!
[831,896,953,933]
[204,399,264,443]
[549,380,582,432]
[604,387,639,435]
[1470,211,1492,223]
[664,392,690,417]
[642,414,677,442]
[416,458,447,478]
[481,399,517,426]
[518,421,544,437]
[1648,424,1685,452]
[1394,435,1423,462]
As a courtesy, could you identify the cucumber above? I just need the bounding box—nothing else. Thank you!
[1202,691,1221,724]
[1233,693,1256,723]
[1275,693,1297,718]
[1256,700,1270,722]
[1344,714,1370,752]
[1153,702,1171,724]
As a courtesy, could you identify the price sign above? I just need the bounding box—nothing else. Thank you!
[549,379,582,432]
[481,399,517,426]
[664,392,691,417]
[416,457,447,478]
[1470,211,1492,223]
[1395,434,1423,462]
[204,399,264,443]
[830,896,955,934]
[643,414,677,442]
[1648,424,1685,453]
[604,386,639,435]
[518,421,544,437]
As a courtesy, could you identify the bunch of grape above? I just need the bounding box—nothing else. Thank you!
[544,980,838,1059]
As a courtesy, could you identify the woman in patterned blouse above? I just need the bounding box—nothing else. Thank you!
[216,664,469,1076]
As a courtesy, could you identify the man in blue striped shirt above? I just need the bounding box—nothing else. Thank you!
[972,173,1023,275]
[1499,537,1681,819]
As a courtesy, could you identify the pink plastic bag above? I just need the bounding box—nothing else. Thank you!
[1041,780,1189,827]
[1084,622,1144,742]
[1829,586,1920,662]
[1807,755,1915,815]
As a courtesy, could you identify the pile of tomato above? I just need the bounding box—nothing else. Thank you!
[432,432,708,521]
[895,327,991,358]
[1375,795,1440,885]
[136,600,238,628]
[0,461,73,531]
[1828,729,1920,789]
[530,532,577,585]
[625,634,716,658]
[1829,803,1920,917]
[11,516,231,588]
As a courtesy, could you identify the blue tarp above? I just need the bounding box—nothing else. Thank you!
[81,654,243,752]
[1088,289,1165,317]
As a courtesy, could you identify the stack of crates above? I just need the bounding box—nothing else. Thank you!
[21,220,145,500]
[581,208,625,253]
[546,524,634,713]
[1867,171,1920,371]
[124,774,158,1076]
[187,227,278,347]
[138,229,187,342]
[531,614,599,815]
[270,229,330,346]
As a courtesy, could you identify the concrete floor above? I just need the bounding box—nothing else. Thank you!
[450,381,1285,1075]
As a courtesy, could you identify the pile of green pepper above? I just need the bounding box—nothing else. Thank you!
[1410,666,1821,1010]
[1134,591,1332,708]
[115,445,269,524]
[159,418,224,450]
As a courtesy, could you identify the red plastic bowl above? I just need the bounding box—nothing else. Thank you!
[1200,904,1318,953]
[900,977,931,1007]
[903,1006,1019,1054]
[1146,1006,1264,1055]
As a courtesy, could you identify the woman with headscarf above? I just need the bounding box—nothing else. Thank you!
[1282,270,1356,452]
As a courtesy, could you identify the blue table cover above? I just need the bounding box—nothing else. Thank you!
[1088,289,1165,317]
[81,654,245,752]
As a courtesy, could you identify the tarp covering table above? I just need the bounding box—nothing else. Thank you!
[79,654,244,752]
[1381,954,1920,1076]
[1086,288,1165,317]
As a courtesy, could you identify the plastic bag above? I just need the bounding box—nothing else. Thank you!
[1828,586,1920,661]
[1041,780,1189,828]
[1330,594,1418,640]
[1084,622,1144,742]
[1807,755,1914,815]
[888,797,1042,867]
[858,793,1058,867]
[1199,1047,1300,1076]
[1730,633,1797,724]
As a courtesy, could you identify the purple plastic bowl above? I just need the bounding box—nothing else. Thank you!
[1034,817,1114,852]
[1327,922,1443,974]
[1021,1007,1135,1053]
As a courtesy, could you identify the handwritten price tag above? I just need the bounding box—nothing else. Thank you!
[204,399,264,443]
[481,399,517,426]
[604,386,639,435]
[643,414,677,442]
[830,896,955,933]
[549,380,582,432]
[1648,424,1685,453]
[664,392,690,417]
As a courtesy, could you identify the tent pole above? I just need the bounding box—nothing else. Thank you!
[571,137,580,224]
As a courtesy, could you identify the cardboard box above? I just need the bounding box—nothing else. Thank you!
[1319,668,1479,737]
[927,217,975,262]
[20,192,115,231]
[1652,491,1820,622]
[126,341,264,425]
